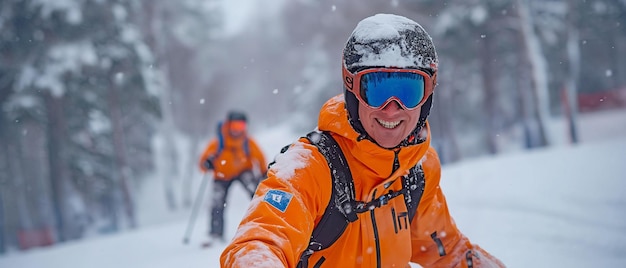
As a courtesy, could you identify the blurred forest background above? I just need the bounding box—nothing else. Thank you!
[1,0,625,253]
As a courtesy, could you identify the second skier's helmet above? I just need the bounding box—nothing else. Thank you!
[342,14,438,146]
[227,110,247,122]
[226,110,247,134]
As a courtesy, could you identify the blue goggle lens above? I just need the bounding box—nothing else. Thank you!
[360,72,425,109]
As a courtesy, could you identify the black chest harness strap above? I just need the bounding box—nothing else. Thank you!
[296,131,426,268]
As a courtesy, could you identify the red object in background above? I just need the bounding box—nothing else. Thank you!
[577,87,626,112]
[17,227,54,250]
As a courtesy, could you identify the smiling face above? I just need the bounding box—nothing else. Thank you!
[358,99,421,148]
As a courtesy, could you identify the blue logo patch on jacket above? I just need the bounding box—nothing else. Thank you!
[263,189,292,213]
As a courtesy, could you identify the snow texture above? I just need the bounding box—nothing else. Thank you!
[343,14,438,72]
[271,141,312,180]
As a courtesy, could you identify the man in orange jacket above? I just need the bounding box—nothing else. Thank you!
[221,14,505,267]
[198,110,267,243]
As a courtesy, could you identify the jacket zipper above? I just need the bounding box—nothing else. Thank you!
[370,189,382,268]
[370,151,401,268]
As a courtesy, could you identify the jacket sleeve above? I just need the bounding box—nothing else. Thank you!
[248,137,268,175]
[410,148,505,268]
[198,140,218,172]
[220,140,332,268]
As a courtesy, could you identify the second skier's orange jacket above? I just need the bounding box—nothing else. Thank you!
[221,95,504,267]
[198,121,267,181]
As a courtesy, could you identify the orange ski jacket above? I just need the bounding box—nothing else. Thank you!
[198,122,267,181]
[220,95,505,267]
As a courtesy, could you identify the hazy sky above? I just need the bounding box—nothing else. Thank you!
[222,0,286,36]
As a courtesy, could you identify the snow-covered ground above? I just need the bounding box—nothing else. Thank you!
[1,109,625,268]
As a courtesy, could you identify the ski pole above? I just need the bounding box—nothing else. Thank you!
[183,172,211,244]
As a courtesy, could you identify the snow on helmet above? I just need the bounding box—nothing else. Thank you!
[342,14,438,146]
[343,14,438,74]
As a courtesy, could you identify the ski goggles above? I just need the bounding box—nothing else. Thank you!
[342,67,435,110]
[229,120,247,132]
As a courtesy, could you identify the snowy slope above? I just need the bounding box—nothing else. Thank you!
[1,109,625,268]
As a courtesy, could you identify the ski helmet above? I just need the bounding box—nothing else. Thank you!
[342,13,438,146]
[227,110,247,122]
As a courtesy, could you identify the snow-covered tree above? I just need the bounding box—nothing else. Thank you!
[0,0,159,247]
